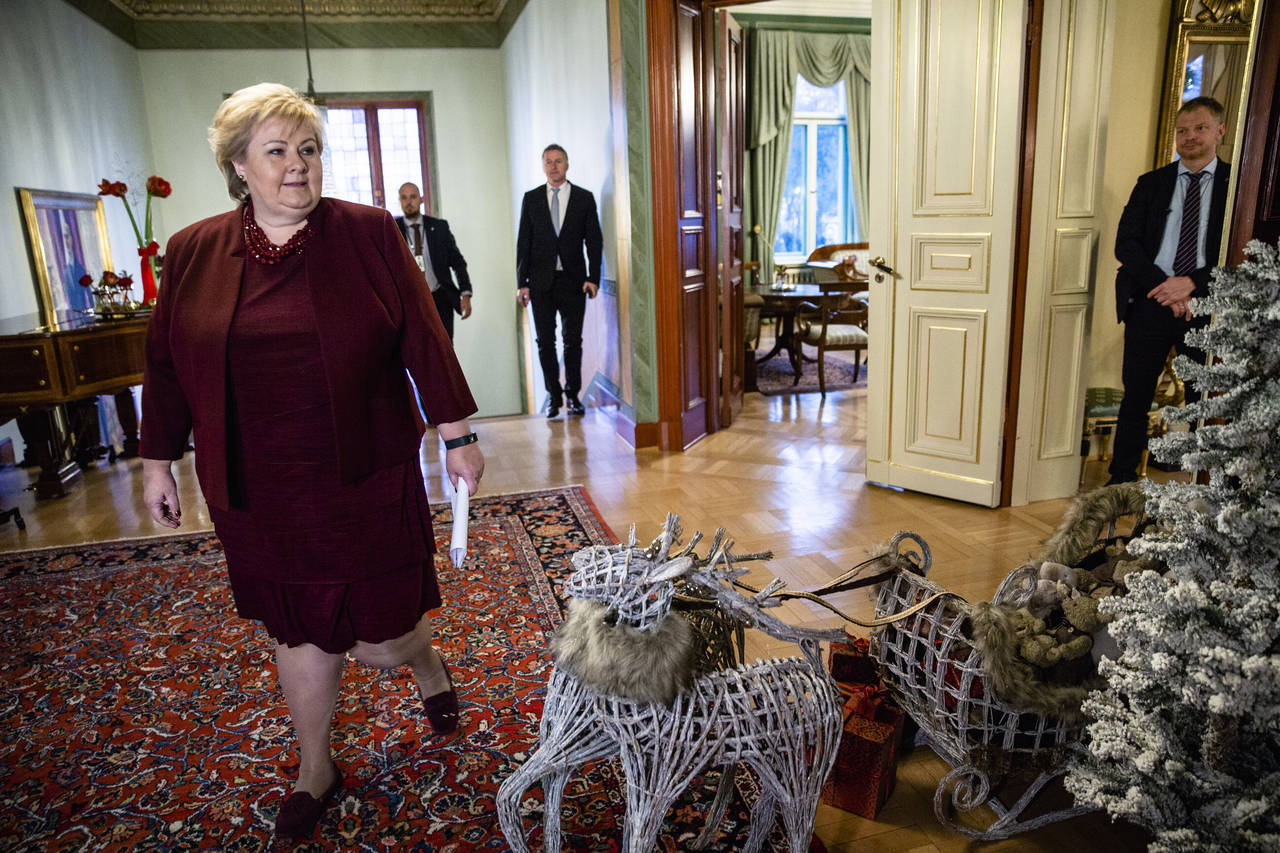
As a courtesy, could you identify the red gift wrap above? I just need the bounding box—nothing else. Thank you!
[822,636,907,819]
[827,633,879,685]
[822,707,904,818]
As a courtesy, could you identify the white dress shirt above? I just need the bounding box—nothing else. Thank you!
[1154,157,1217,278]
[403,215,439,291]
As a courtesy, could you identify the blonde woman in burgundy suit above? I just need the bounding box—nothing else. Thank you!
[140,83,484,840]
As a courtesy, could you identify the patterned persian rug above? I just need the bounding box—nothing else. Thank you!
[0,486,782,852]
[753,350,866,396]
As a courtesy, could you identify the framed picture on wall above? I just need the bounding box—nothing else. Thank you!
[16,188,113,326]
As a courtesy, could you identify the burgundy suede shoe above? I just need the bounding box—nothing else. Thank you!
[274,765,343,839]
[423,656,459,734]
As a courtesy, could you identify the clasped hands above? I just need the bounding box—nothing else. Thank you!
[516,281,598,307]
[1148,275,1195,320]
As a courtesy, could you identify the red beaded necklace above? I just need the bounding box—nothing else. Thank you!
[241,198,315,264]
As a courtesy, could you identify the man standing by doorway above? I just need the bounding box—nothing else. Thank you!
[1109,96,1231,484]
[516,144,603,418]
[395,182,473,340]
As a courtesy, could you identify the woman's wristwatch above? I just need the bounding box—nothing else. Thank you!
[443,431,479,450]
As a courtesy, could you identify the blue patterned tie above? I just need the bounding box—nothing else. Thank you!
[1172,171,1204,276]
[551,187,561,236]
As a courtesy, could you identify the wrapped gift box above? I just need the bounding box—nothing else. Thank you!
[821,680,906,819]
[822,710,902,818]
[827,633,879,685]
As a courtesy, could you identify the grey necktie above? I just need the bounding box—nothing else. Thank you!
[551,187,561,236]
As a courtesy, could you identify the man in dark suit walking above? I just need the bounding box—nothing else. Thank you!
[516,144,603,418]
[1109,96,1231,484]
[395,182,473,340]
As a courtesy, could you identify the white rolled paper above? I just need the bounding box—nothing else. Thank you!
[450,479,470,569]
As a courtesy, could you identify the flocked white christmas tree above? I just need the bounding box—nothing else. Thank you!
[1066,240,1280,852]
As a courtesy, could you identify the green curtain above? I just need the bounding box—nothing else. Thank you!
[746,29,797,288]
[794,32,871,245]
[745,30,870,285]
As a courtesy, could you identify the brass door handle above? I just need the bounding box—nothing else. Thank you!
[870,256,895,283]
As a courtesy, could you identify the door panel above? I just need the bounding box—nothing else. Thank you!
[717,10,745,427]
[1010,0,1115,504]
[868,0,1026,506]
[676,1,711,446]
[905,308,986,461]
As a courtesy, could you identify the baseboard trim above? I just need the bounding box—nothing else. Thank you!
[614,410,662,449]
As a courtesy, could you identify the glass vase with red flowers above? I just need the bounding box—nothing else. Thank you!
[96,175,171,305]
[79,270,142,318]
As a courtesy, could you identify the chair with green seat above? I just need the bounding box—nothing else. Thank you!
[1081,387,1124,462]
[795,284,869,396]
[1082,350,1184,474]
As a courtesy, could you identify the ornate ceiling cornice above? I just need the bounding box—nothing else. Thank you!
[105,0,509,22]
[62,0,528,48]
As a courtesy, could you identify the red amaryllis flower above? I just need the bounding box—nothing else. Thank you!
[79,274,93,288]
[117,275,134,287]
[95,174,170,304]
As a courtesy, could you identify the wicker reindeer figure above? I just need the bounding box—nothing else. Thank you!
[496,515,847,853]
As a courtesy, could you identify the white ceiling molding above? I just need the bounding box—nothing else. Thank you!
[732,0,871,18]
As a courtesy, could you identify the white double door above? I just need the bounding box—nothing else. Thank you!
[866,0,1113,507]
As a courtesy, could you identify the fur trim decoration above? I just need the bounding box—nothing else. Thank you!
[967,601,1100,724]
[1040,482,1146,567]
[550,599,696,705]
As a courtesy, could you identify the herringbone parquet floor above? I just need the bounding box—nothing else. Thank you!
[0,386,1154,852]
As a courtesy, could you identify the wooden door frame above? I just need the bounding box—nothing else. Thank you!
[706,0,756,436]
[647,0,716,450]
[1226,0,1280,263]
[998,0,1044,506]
[646,0,751,449]
[712,9,746,429]
[654,0,1042,476]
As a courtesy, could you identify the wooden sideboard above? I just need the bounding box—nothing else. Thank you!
[0,311,148,498]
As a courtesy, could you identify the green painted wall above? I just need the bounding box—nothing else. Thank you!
[616,0,659,425]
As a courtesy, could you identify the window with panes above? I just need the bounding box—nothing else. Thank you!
[773,76,857,262]
[321,98,434,216]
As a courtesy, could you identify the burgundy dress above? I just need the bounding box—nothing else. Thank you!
[209,251,441,654]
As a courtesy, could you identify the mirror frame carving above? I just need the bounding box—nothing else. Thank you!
[17,188,113,328]
[1154,0,1254,168]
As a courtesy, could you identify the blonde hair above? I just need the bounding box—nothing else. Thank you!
[208,83,324,201]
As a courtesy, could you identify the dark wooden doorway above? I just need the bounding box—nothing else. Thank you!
[715,9,746,428]
[1227,0,1280,260]
[674,1,713,447]
[647,0,749,449]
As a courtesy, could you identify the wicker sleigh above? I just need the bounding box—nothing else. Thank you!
[871,539,1095,841]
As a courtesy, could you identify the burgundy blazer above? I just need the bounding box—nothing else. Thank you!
[141,198,477,511]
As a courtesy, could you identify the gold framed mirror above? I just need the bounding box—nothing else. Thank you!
[1154,1,1254,168]
[17,188,113,327]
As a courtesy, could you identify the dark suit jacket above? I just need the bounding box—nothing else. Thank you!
[394,213,472,315]
[1114,159,1231,323]
[515,182,603,293]
[141,198,476,511]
